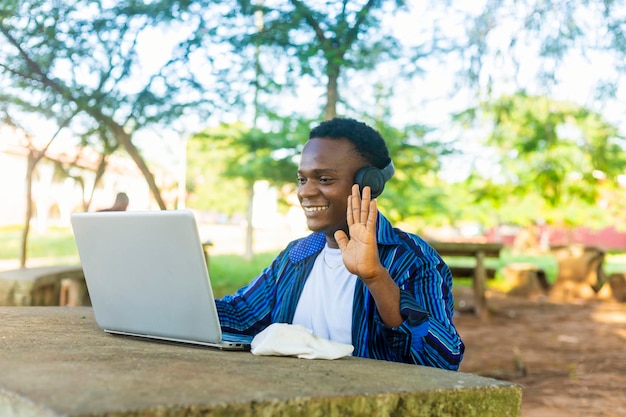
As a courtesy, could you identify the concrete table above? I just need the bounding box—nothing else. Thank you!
[0,307,521,417]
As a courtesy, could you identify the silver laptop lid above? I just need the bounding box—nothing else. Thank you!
[71,210,224,346]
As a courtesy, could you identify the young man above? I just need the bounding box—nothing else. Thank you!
[216,118,464,370]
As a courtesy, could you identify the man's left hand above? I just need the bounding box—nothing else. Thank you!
[334,184,386,283]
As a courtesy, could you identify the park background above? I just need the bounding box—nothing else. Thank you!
[1,2,626,415]
[1,0,626,267]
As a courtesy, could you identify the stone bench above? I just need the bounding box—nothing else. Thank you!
[0,307,522,417]
[0,265,88,306]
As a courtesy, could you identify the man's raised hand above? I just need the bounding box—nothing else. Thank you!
[334,184,383,281]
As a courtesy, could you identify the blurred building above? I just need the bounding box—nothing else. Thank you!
[0,123,152,229]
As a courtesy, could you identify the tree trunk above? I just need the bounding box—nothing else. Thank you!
[244,179,255,260]
[106,121,167,210]
[325,63,340,120]
[14,114,72,268]
[20,150,41,267]
[85,154,108,211]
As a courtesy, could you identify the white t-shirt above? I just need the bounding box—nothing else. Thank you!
[292,244,357,345]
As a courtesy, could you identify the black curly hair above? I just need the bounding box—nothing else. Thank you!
[308,117,391,170]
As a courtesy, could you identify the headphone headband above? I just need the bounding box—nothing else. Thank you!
[381,161,395,182]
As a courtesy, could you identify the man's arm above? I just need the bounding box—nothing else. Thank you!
[334,184,403,327]
[336,185,464,370]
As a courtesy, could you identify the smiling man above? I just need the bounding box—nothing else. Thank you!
[216,117,464,369]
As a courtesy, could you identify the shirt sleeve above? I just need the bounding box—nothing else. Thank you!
[215,254,284,336]
[374,251,465,370]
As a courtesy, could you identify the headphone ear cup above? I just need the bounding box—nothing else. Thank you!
[354,167,385,198]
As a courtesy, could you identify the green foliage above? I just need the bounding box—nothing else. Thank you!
[459,0,626,97]
[222,0,415,118]
[455,92,626,227]
[0,0,240,212]
[185,133,249,217]
[186,117,307,214]
[371,120,456,228]
[185,113,461,228]
[0,0,219,130]
[2,0,625,239]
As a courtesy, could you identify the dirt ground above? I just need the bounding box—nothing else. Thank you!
[454,290,626,417]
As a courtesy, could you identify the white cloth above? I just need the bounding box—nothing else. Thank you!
[292,245,357,345]
[250,323,354,360]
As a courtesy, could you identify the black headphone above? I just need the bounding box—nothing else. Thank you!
[354,161,395,198]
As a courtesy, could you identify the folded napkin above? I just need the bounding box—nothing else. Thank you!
[250,323,354,360]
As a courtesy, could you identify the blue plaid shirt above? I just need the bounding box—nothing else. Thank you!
[216,213,464,370]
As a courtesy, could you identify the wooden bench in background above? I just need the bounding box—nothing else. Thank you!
[447,266,497,280]
[428,242,503,319]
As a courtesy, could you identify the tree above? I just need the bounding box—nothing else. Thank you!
[224,0,424,120]
[0,0,229,212]
[3,116,52,267]
[369,117,456,230]
[190,117,303,258]
[412,1,626,234]
[455,92,626,228]
[456,0,626,105]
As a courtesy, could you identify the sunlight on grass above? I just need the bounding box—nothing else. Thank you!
[605,253,626,275]
[2,225,625,298]
[209,251,279,298]
[0,226,79,259]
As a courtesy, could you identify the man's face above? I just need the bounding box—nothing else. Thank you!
[297,137,366,245]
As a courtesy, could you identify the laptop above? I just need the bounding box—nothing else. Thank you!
[70,210,251,350]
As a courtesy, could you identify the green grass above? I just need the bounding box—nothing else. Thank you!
[442,249,558,280]
[445,248,626,292]
[2,226,625,297]
[0,225,280,298]
[0,226,80,260]
[209,251,279,298]
[604,253,626,276]
[443,248,561,292]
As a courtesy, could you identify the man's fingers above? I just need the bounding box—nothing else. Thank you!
[349,184,360,224]
[347,184,375,226]
[334,230,348,251]
[360,186,371,223]
[346,187,354,226]
[367,199,377,231]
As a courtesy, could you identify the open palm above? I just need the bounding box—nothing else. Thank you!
[334,185,383,283]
